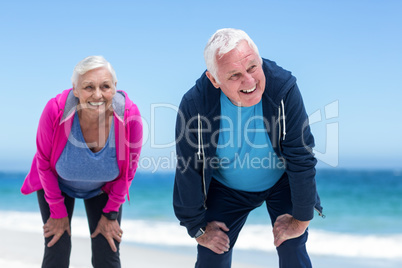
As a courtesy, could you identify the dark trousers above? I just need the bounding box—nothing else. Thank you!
[195,174,312,268]
[37,190,122,268]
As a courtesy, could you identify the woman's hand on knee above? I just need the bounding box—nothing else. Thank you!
[91,215,123,252]
[196,221,230,254]
[43,216,71,247]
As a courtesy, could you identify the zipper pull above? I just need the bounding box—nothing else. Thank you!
[318,211,326,219]
[315,208,326,219]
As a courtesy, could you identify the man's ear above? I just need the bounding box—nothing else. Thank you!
[206,71,220,89]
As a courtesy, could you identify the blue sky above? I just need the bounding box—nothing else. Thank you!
[0,0,401,171]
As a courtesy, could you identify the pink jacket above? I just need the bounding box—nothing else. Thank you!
[21,88,143,219]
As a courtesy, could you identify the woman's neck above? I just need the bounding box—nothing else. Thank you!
[77,108,113,128]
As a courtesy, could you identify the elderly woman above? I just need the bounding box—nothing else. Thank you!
[21,56,143,268]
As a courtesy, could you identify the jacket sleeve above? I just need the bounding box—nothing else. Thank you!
[173,95,207,237]
[103,103,143,213]
[281,84,317,221]
[36,98,68,219]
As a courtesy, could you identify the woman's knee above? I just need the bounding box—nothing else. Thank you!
[91,235,121,268]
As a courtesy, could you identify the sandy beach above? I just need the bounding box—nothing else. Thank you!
[2,225,402,268]
[0,228,267,268]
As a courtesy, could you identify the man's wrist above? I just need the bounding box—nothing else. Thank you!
[292,217,310,229]
[194,227,206,238]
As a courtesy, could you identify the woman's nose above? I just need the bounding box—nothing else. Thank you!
[93,87,102,99]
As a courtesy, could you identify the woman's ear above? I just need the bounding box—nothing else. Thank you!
[72,85,79,97]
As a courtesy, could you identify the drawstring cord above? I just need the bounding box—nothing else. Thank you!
[197,114,202,160]
[280,100,286,141]
[196,113,207,206]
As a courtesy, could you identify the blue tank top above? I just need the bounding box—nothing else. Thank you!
[212,92,285,192]
[56,112,119,199]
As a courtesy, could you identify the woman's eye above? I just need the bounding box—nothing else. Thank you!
[85,86,92,90]
[101,84,111,91]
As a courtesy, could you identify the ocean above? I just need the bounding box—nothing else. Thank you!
[1,169,402,265]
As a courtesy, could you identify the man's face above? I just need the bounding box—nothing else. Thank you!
[206,40,266,107]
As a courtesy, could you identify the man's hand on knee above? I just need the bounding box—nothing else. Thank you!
[195,221,230,254]
[273,214,310,247]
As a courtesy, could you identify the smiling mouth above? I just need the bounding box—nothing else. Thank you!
[240,86,256,94]
[88,102,105,106]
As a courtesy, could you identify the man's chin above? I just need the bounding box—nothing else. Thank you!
[240,94,263,107]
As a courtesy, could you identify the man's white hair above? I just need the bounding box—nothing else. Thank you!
[204,28,261,83]
[71,55,117,87]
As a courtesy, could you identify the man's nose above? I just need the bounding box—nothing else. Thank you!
[242,72,255,87]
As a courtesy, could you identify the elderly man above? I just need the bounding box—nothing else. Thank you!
[174,28,323,268]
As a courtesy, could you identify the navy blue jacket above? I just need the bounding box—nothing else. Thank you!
[174,58,323,237]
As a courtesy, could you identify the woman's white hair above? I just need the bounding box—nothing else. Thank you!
[71,55,117,87]
[204,28,261,84]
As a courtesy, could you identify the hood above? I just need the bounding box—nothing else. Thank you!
[261,58,296,107]
[59,89,127,124]
[191,72,221,118]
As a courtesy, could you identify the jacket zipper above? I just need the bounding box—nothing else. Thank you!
[278,104,325,219]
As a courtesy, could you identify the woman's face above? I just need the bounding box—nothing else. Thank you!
[73,67,116,116]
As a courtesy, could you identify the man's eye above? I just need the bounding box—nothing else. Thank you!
[248,65,257,72]
[230,74,240,80]
[85,86,92,90]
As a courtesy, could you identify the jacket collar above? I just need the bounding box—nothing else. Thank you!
[60,89,126,123]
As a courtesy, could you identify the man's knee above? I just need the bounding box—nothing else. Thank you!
[195,244,233,268]
[276,231,311,268]
[277,230,308,251]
